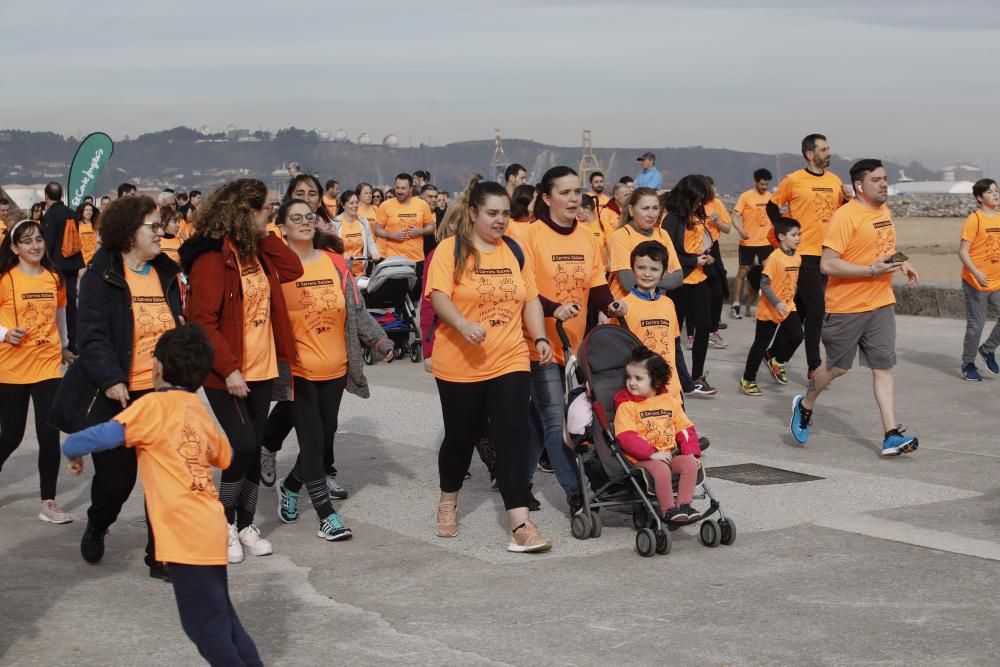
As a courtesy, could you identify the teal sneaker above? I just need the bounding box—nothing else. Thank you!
[881,426,918,457]
[277,482,299,524]
[318,512,353,541]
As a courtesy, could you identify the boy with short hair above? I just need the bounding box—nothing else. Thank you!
[740,218,803,396]
[64,325,262,666]
[958,178,1000,381]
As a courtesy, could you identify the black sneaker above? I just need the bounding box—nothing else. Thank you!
[528,484,541,512]
[665,506,687,522]
[148,562,171,582]
[691,377,717,396]
[717,322,728,330]
[80,523,107,564]
[679,503,702,522]
[567,490,584,517]
[537,453,554,474]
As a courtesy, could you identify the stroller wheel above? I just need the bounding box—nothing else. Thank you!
[719,517,737,546]
[635,528,656,557]
[589,512,602,539]
[362,346,374,365]
[409,343,421,363]
[570,513,593,540]
[632,506,653,531]
[699,519,721,548]
[655,529,672,555]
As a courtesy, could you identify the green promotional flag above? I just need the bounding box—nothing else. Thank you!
[67,132,114,208]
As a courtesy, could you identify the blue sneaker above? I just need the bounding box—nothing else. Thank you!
[789,395,812,445]
[277,482,299,523]
[962,362,983,381]
[318,512,353,541]
[978,346,999,374]
[881,426,919,457]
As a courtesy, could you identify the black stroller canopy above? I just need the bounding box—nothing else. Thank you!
[579,325,645,417]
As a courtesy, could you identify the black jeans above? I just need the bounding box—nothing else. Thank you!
[0,378,61,500]
[672,281,711,380]
[744,313,803,381]
[169,564,262,667]
[285,375,347,520]
[205,381,272,529]
[436,372,531,510]
[62,270,79,353]
[775,255,825,371]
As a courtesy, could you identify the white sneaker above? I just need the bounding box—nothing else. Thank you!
[238,524,273,557]
[38,499,73,524]
[227,523,244,564]
[709,331,728,349]
[260,449,277,488]
[326,474,348,499]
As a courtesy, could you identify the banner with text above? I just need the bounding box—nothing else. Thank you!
[67,132,114,208]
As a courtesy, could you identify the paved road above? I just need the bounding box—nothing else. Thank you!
[2,313,999,666]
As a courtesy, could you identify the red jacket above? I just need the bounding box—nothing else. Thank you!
[180,233,304,390]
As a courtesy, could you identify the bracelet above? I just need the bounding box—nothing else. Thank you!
[534,337,550,346]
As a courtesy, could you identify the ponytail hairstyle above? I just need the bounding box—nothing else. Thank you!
[438,174,480,245]
[452,179,509,282]
[534,165,578,224]
[619,187,661,229]
[663,174,710,229]
[0,220,62,286]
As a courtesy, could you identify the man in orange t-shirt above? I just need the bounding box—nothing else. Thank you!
[789,160,920,458]
[958,178,1000,380]
[375,173,436,300]
[731,168,775,319]
[768,134,850,376]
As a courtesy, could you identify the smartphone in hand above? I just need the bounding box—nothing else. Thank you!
[888,251,909,264]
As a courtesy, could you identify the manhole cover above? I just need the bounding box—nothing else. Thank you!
[706,463,823,486]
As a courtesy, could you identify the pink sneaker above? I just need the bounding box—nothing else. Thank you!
[39,499,72,524]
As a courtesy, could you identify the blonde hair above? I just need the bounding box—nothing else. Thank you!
[618,187,660,230]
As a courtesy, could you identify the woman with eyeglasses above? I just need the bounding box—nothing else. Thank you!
[371,188,385,208]
[179,179,302,565]
[49,195,183,580]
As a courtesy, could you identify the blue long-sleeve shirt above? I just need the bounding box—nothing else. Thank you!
[635,167,663,189]
[64,421,127,458]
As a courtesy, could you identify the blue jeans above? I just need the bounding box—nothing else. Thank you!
[528,361,580,499]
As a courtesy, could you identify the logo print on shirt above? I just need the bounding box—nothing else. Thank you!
[474,268,517,328]
[242,264,270,329]
[19,292,56,346]
[295,278,338,334]
[873,220,896,257]
[986,233,1000,264]
[812,190,836,225]
[177,424,214,492]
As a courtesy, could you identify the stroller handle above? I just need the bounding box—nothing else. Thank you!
[555,320,572,356]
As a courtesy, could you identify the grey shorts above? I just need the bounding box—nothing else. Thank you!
[821,305,896,370]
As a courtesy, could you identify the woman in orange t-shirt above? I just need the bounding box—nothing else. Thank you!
[0,219,74,524]
[425,180,553,553]
[356,182,384,265]
[158,207,183,265]
[75,202,100,268]
[333,190,380,276]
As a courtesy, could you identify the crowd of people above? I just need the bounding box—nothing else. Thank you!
[0,132,998,664]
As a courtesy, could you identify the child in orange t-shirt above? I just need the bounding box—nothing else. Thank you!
[64,325,262,665]
[740,217,803,395]
[613,347,702,522]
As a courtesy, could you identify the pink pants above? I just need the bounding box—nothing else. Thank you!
[635,455,699,513]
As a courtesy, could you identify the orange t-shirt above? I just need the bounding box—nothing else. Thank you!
[823,200,897,314]
[115,390,232,565]
[599,206,621,235]
[960,210,1000,291]
[771,169,845,256]
[425,236,537,382]
[359,204,383,257]
[680,222,709,285]
[757,249,801,323]
[179,219,195,241]
[322,195,339,219]
[523,221,607,365]
[159,235,181,265]
[375,197,435,261]
[704,199,730,242]
[239,257,278,381]
[619,292,681,398]
[734,189,773,247]
[125,266,176,391]
[0,267,66,384]
[79,221,98,264]
[607,225,682,299]
[507,219,533,245]
[284,254,347,380]
[613,392,693,463]
[338,217,366,276]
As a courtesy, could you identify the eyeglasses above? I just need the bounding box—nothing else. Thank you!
[142,221,165,233]
[287,213,317,224]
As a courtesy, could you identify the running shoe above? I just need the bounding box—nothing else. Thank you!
[39,499,72,524]
[326,475,348,500]
[80,522,107,564]
[277,482,299,523]
[260,448,277,487]
[730,304,742,320]
[436,502,458,537]
[979,346,999,374]
[691,376,717,396]
[227,523,244,564]
[684,336,694,350]
[962,362,983,381]
[237,525,273,557]
[318,512,353,541]
[537,453,554,474]
[881,426,919,457]
[709,331,728,349]
[739,378,762,396]
[507,521,552,553]
[765,353,789,385]
[789,395,812,445]
[664,506,687,522]
[679,503,702,522]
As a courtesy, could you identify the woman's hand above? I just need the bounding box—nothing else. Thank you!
[105,383,129,409]
[697,254,712,266]
[606,300,627,317]
[423,357,433,373]
[4,327,26,345]
[553,303,581,321]
[457,319,486,345]
[535,339,553,365]
[61,348,77,365]
[225,370,249,398]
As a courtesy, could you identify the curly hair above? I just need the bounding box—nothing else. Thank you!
[195,179,268,262]
[99,195,157,251]
[627,345,673,394]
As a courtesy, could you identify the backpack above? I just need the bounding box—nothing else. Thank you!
[61,219,83,258]
[452,234,525,270]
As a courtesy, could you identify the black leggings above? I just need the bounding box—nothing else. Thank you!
[743,313,803,382]
[285,375,347,521]
[776,256,825,371]
[672,281,711,380]
[436,372,531,510]
[205,381,273,529]
[0,378,61,500]
[687,241,728,334]
[263,401,335,475]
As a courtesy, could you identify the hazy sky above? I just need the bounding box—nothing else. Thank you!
[3,0,997,169]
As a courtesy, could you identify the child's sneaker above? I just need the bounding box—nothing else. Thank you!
[789,394,812,445]
[260,448,276,487]
[277,482,299,523]
[227,523,244,564]
[962,362,983,381]
[739,378,762,396]
[238,525,273,557]
[730,304,742,320]
[326,474,348,499]
[507,521,552,553]
[691,376,717,396]
[978,345,999,374]
[665,506,688,522]
[765,352,788,385]
[436,502,458,538]
[683,335,694,350]
[709,331,728,349]
[679,503,702,522]
[318,512,353,541]
[881,426,918,457]
[38,499,72,524]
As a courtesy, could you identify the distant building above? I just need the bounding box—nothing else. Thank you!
[889,181,974,195]
[942,163,982,182]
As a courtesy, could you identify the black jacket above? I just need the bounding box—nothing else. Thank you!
[48,248,182,433]
[42,202,85,271]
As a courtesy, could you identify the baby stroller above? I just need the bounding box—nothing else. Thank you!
[556,321,736,557]
[357,257,422,363]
